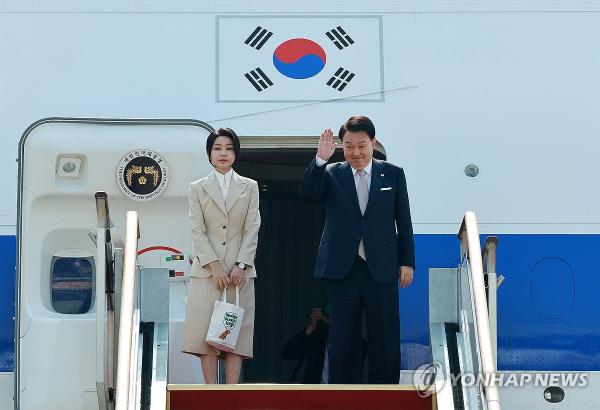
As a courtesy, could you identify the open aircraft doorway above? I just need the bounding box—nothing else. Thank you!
[233,137,387,383]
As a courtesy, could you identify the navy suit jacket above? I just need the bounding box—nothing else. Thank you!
[300,158,415,284]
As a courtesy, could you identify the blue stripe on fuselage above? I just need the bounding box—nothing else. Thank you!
[401,234,600,371]
[2,234,599,372]
[0,235,15,373]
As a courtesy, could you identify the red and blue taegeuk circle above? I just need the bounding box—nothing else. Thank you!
[272,38,326,79]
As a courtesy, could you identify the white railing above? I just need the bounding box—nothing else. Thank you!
[115,211,140,410]
[458,212,501,410]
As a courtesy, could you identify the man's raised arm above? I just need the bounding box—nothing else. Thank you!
[299,128,336,201]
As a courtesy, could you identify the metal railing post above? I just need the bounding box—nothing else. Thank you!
[483,237,499,367]
[115,211,140,410]
[458,212,501,410]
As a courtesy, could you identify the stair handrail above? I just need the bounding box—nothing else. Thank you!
[115,211,140,410]
[458,212,501,410]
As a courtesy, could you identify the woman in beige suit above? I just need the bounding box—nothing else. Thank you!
[182,128,260,384]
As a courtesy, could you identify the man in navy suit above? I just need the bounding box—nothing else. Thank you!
[300,115,415,384]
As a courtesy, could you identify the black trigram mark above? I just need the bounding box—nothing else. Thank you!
[244,26,273,50]
[325,26,355,50]
[244,68,273,91]
[326,67,355,91]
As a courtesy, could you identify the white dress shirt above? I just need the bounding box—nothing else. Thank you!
[214,168,233,203]
[321,343,329,384]
[315,155,372,194]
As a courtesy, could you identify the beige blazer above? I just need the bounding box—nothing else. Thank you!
[188,170,260,279]
[188,171,260,278]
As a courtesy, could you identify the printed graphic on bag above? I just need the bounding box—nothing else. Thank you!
[218,329,230,340]
[218,311,239,340]
[224,311,238,329]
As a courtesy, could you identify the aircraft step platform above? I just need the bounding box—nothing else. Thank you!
[166,385,432,410]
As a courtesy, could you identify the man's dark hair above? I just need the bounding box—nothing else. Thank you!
[206,127,241,164]
[339,115,376,141]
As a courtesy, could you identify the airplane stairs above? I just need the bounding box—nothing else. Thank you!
[97,194,499,410]
[166,213,501,410]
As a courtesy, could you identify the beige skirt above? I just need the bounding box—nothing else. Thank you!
[181,276,255,359]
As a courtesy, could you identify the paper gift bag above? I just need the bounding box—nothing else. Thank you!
[205,286,245,352]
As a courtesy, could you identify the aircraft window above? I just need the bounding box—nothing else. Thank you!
[51,256,94,314]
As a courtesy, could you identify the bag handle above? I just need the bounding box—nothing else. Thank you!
[222,285,240,306]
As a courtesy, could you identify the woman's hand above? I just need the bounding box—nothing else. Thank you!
[229,265,245,286]
[209,261,230,291]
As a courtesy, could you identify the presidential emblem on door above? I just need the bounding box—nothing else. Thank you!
[117,149,169,201]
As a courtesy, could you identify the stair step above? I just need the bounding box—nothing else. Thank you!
[168,384,433,410]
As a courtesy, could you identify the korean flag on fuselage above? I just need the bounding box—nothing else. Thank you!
[217,16,383,102]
